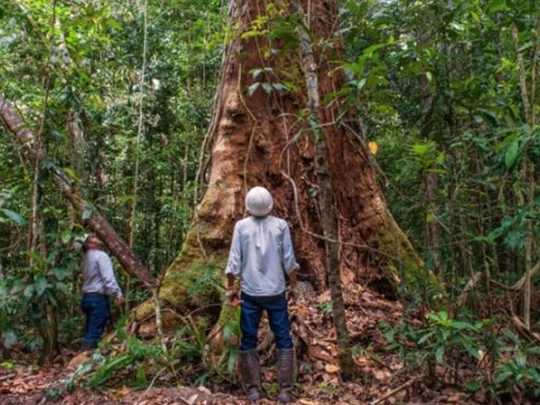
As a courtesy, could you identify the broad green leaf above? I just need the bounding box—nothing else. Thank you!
[0,360,16,369]
[460,337,480,359]
[417,331,436,344]
[261,82,272,94]
[251,68,263,79]
[450,22,464,32]
[354,78,366,90]
[516,352,527,367]
[35,277,47,296]
[505,141,519,169]
[272,83,287,92]
[495,369,512,384]
[2,331,17,349]
[51,267,70,280]
[227,346,237,374]
[63,167,79,180]
[488,0,509,13]
[504,229,526,250]
[61,230,72,244]
[0,208,26,226]
[466,379,481,393]
[24,285,34,298]
[250,68,272,79]
[82,209,93,220]
[452,321,476,331]
[435,346,445,364]
[361,43,386,58]
[384,329,394,342]
[410,143,431,156]
[55,282,69,294]
[247,82,260,97]
[517,41,534,53]
[106,18,122,30]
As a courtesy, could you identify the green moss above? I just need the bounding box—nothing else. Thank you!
[133,227,228,322]
[377,223,443,303]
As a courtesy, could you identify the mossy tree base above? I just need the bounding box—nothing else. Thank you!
[132,227,227,336]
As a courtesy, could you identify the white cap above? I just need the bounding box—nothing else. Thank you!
[245,186,273,217]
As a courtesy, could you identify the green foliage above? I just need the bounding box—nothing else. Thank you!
[67,315,233,390]
[0,238,81,351]
[340,0,540,307]
[64,336,169,390]
[186,261,223,298]
[171,325,207,359]
[0,0,225,357]
[316,301,333,315]
[382,312,484,373]
[217,305,241,376]
[382,313,540,400]
[420,311,484,366]
[496,348,540,398]
[86,338,164,388]
[0,0,538,396]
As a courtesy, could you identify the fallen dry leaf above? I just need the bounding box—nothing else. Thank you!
[324,364,340,374]
[299,399,319,405]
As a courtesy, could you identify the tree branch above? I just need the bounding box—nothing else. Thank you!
[0,93,156,288]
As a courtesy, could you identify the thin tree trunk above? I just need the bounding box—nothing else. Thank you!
[513,22,537,329]
[0,93,156,288]
[291,0,356,379]
[27,155,40,267]
[416,28,441,276]
[424,172,441,273]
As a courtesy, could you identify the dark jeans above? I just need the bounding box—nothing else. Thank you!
[81,293,110,349]
[240,291,293,351]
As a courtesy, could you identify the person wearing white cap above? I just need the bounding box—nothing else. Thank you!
[225,186,299,403]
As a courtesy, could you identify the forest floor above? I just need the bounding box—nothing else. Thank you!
[0,284,481,405]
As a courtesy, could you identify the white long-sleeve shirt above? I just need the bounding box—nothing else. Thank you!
[225,215,299,296]
[82,249,123,297]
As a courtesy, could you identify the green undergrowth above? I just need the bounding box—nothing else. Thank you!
[62,306,241,395]
[380,310,540,403]
[134,228,227,322]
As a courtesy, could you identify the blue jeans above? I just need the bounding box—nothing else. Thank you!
[240,292,293,351]
[81,293,110,349]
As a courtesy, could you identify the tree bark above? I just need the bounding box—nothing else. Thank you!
[0,93,156,288]
[291,0,356,379]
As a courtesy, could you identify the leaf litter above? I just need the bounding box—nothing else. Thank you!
[0,283,484,404]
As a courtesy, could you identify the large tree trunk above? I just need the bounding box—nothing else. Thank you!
[133,0,439,331]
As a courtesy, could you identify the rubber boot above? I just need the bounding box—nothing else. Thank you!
[238,350,262,403]
[276,348,295,403]
[81,340,95,352]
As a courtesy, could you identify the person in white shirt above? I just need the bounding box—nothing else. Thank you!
[225,187,299,403]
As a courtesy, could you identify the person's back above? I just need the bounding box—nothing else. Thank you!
[229,215,296,297]
[225,187,298,403]
[83,248,122,296]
